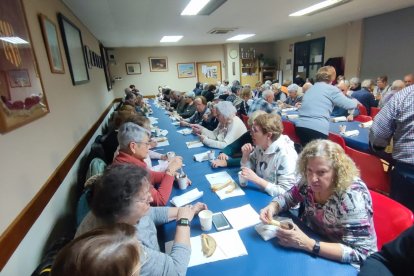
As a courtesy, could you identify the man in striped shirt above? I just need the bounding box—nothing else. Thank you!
[369,83,414,212]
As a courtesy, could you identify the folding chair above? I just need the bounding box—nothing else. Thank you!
[282,120,301,144]
[354,115,373,122]
[328,132,346,150]
[370,107,380,119]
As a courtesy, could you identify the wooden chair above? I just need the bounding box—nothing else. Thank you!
[369,190,414,249]
[354,115,372,122]
[370,107,380,119]
[282,120,301,144]
[346,146,390,194]
[357,104,368,116]
[328,132,346,150]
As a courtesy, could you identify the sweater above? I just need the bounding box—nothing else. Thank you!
[113,151,174,206]
[297,82,357,135]
[220,131,252,167]
[201,116,247,149]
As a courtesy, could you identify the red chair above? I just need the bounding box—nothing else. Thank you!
[369,190,414,249]
[354,115,372,122]
[282,120,301,144]
[370,107,380,119]
[328,132,346,150]
[357,104,368,115]
[241,114,249,129]
[346,146,390,194]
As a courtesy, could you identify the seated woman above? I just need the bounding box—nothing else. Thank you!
[53,223,141,276]
[77,164,207,276]
[192,101,247,149]
[180,96,209,127]
[201,102,219,130]
[283,83,303,107]
[113,122,183,206]
[237,86,252,116]
[177,91,197,119]
[260,139,377,269]
[211,110,265,168]
[240,113,297,196]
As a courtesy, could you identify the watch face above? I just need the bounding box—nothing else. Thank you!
[229,49,238,59]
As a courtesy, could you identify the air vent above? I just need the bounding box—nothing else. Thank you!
[207,28,237,35]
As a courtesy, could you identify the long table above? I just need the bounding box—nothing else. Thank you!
[283,110,370,152]
[150,101,357,276]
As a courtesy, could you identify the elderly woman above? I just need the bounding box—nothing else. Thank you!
[273,83,287,102]
[211,110,265,168]
[192,101,247,149]
[296,66,358,146]
[260,140,377,269]
[53,223,141,276]
[178,91,197,119]
[240,113,298,196]
[237,86,252,116]
[284,83,303,107]
[201,102,219,130]
[113,122,183,206]
[180,96,209,127]
[77,164,207,276]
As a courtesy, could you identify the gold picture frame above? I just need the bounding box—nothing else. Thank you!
[177,62,196,78]
[149,57,168,72]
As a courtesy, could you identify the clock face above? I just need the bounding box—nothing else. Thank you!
[229,49,238,59]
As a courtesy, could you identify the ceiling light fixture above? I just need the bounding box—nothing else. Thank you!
[160,36,183,43]
[181,0,211,15]
[227,34,255,41]
[289,0,351,16]
[0,36,29,44]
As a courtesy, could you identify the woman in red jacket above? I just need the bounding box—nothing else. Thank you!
[114,122,183,205]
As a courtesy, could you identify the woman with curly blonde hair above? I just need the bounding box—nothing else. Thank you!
[260,139,377,269]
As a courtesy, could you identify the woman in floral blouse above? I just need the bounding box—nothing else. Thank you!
[260,139,377,269]
[240,113,298,196]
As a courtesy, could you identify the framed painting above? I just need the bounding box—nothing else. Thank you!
[177,62,196,78]
[149,57,168,72]
[57,13,89,85]
[0,0,50,133]
[38,14,65,74]
[99,43,112,91]
[126,63,141,75]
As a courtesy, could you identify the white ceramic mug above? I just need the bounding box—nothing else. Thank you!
[238,171,248,187]
[198,210,213,231]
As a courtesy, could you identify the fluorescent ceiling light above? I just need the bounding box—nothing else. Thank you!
[160,36,183,43]
[227,34,255,41]
[181,0,210,15]
[0,36,29,44]
[289,0,347,16]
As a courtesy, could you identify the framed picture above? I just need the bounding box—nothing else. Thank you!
[177,62,196,78]
[7,69,31,88]
[149,57,168,72]
[126,63,141,75]
[0,0,49,133]
[100,43,112,91]
[38,14,65,74]
[57,13,89,85]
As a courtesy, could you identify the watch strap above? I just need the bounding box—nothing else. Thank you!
[177,218,190,227]
[312,240,320,255]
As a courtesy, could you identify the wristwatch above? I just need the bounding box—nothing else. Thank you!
[177,218,190,227]
[312,240,320,255]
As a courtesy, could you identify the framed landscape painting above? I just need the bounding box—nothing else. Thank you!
[177,62,195,78]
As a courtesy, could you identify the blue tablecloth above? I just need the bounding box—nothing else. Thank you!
[282,110,370,152]
[150,101,357,276]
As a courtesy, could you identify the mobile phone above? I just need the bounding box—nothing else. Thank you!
[212,212,231,231]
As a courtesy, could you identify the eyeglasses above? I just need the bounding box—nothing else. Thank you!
[134,141,151,147]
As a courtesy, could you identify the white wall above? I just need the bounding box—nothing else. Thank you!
[109,45,226,97]
[0,0,114,273]
[272,20,363,82]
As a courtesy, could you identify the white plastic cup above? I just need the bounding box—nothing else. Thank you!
[178,175,188,190]
[155,128,162,137]
[339,124,347,134]
[208,150,215,161]
[199,210,213,231]
[238,171,248,187]
[167,151,176,161]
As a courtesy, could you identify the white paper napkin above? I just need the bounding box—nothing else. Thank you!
[254,216,294,241]
[172,121,180,126]
[222,204,261,230]
[343,129,359,137]
[165,229,248,267]
[177,128,193,135]
[286,114,299,120]
[186,140,203,148]
[282,107,297,112]
[193,151,210,162]
[332,116,347,122]
[205,171,245,199]
[170,188,204,207]
[359,121,373,128]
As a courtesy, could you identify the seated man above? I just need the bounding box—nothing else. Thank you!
[378,80,405,108]
[331,80,359,119]
[248,90,280,115]
[177,91,196,119]
[351,79,377,115]
[180,96,210,126]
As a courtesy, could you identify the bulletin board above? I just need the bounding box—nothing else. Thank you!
[196,61,222,84]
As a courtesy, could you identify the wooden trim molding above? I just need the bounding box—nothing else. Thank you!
[0,98,122,271]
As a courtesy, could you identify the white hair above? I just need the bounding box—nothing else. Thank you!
[287,83,299,92]
[117,122,150,150]
[215,101,236,119]
[391,80,405,91]
[262,89,274,99]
